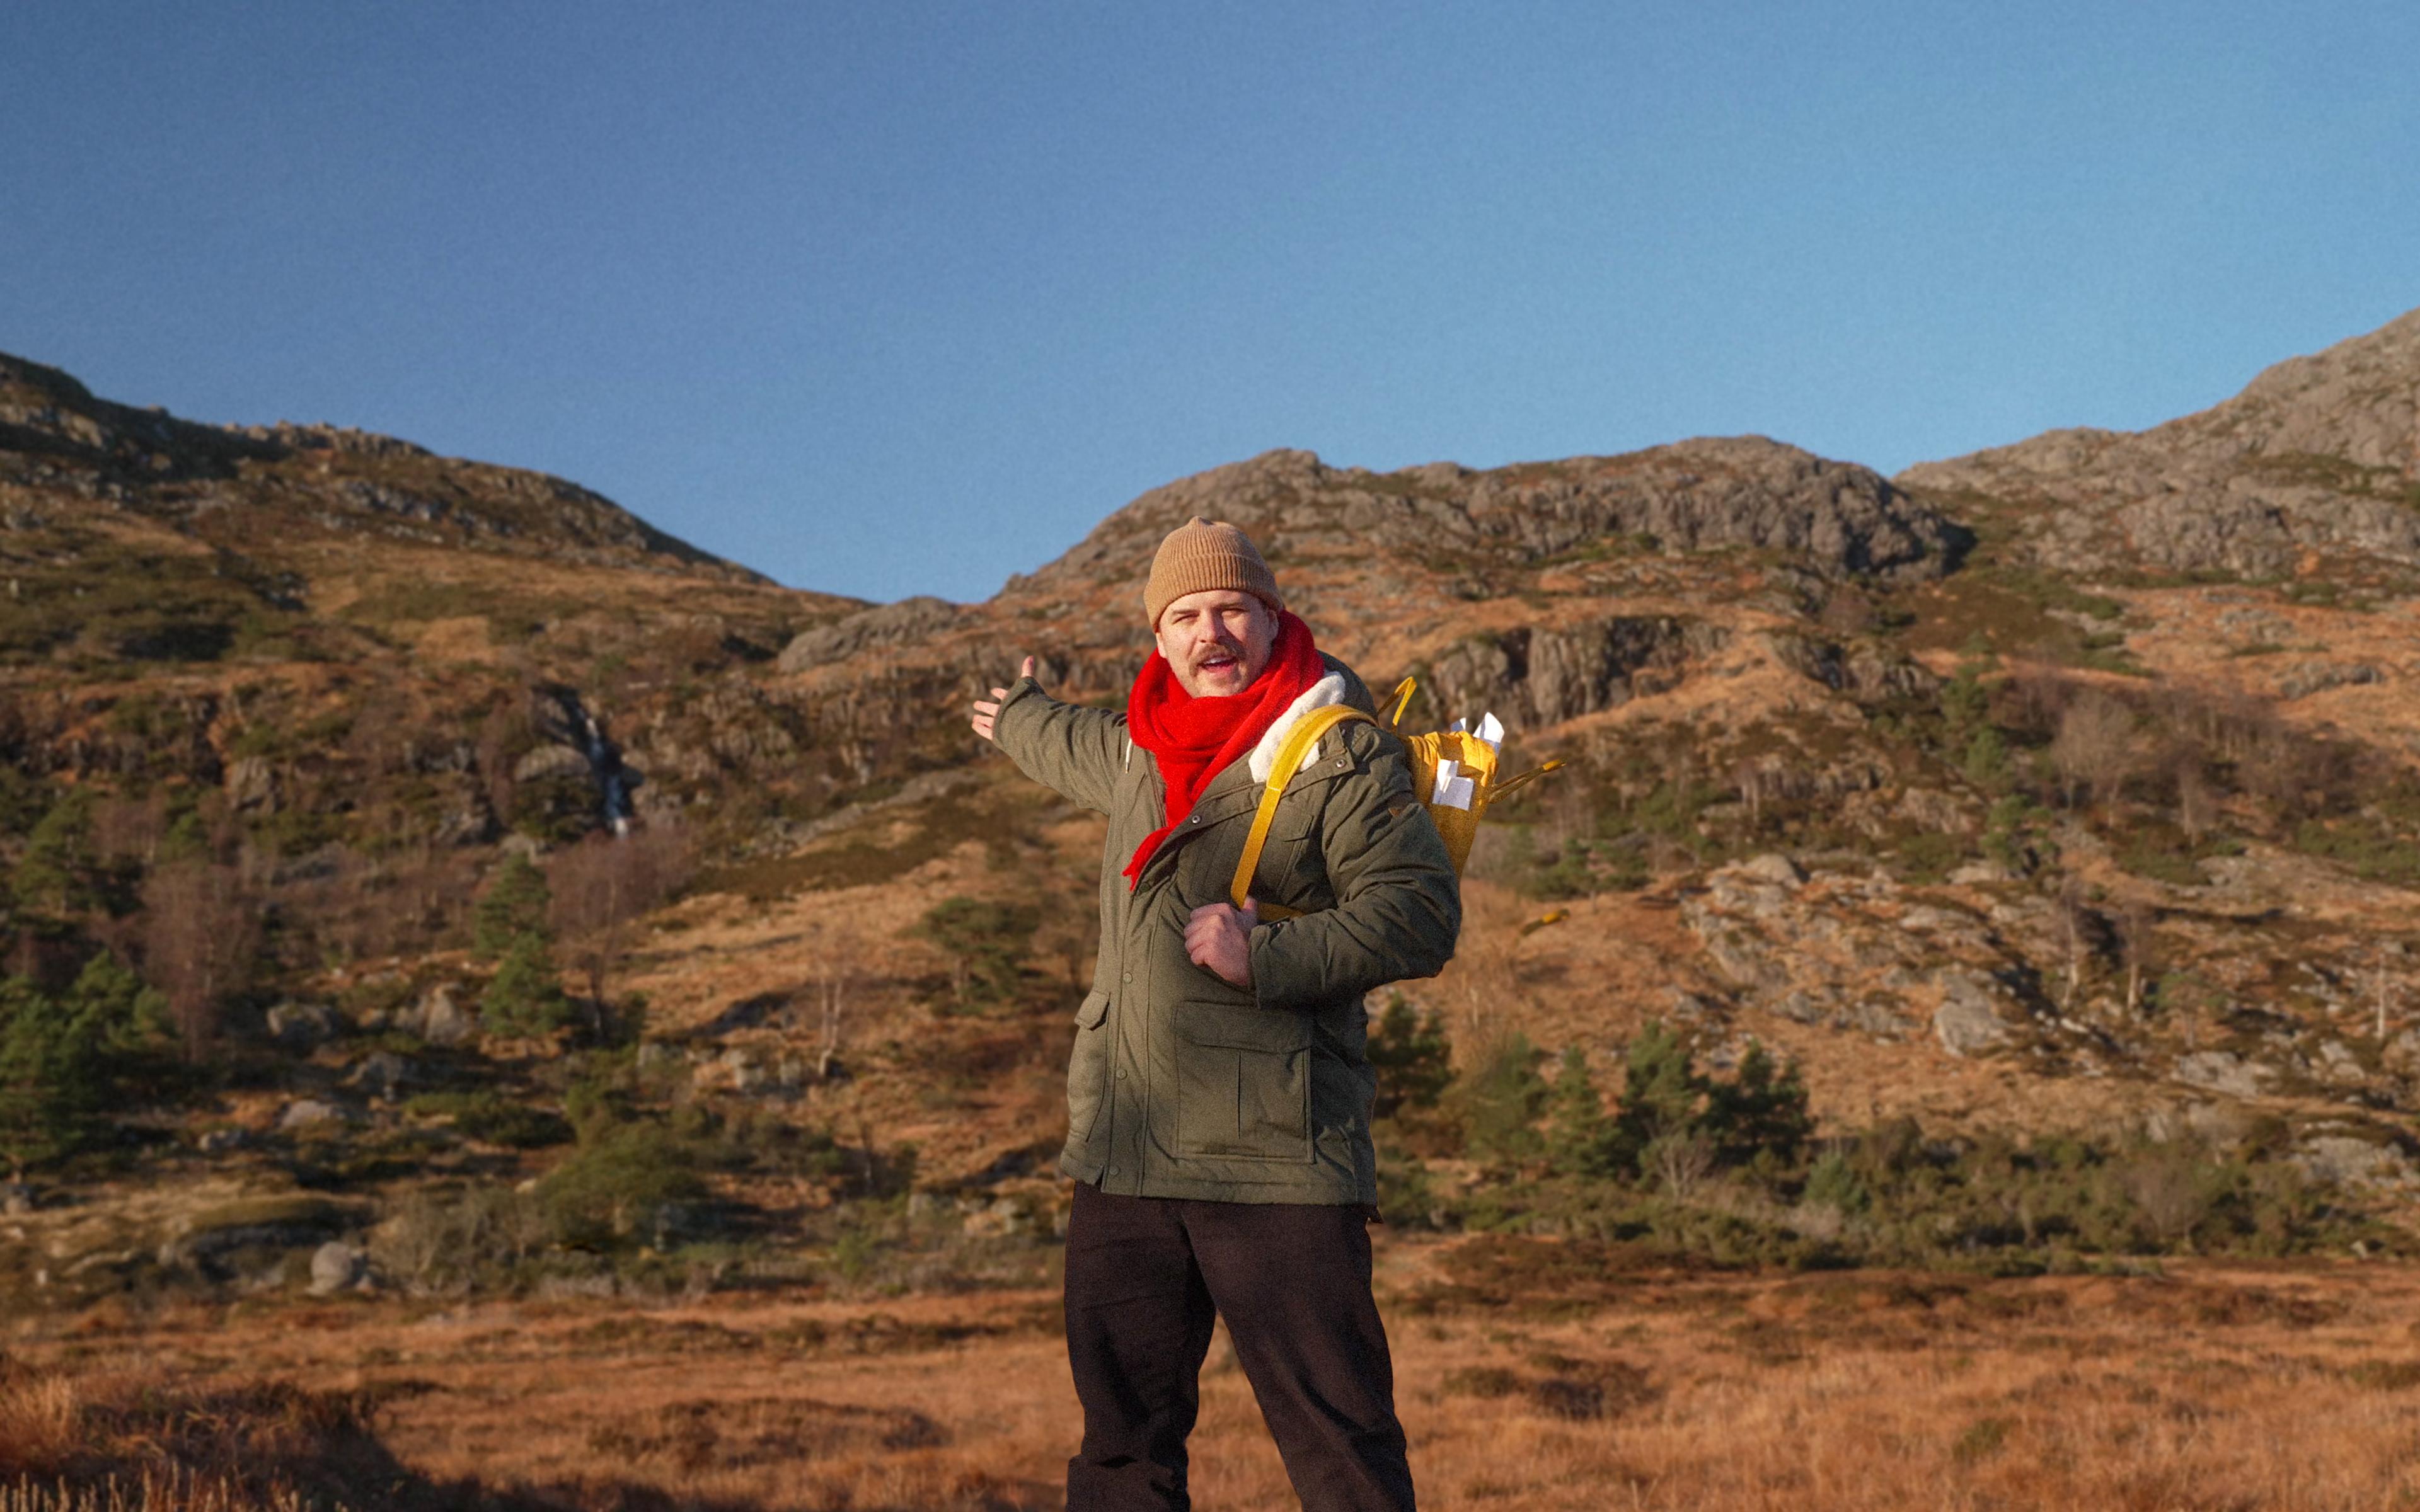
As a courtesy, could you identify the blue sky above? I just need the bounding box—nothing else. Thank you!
[6,3,2415,603]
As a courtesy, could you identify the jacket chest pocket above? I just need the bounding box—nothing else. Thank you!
[1175,1003,1312,1161]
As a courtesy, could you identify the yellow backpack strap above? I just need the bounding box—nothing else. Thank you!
[1488,759,1565,805]
[1230,704,1376,913]
[1386,677,1417,729]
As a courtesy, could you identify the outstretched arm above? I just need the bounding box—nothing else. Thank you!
[969,656,1037,743]
[974,658,1129,815]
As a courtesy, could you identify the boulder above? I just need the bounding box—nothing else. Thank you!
[265,1001,342,1049]
[308,1240,369,1295]
[1933,973,2016,1057]
[414,982,476,1046]
[1737,852,1806,888]
[1947,861,2013,886]
[349,1050,413,1101]
[277,1098,350,1131]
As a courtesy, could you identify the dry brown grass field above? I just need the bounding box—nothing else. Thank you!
[11,1240,2420,1511]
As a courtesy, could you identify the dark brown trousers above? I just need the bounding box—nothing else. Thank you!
[1062,1183,1415,1511]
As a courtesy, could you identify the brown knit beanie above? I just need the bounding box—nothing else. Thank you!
[1144,517,1282,627]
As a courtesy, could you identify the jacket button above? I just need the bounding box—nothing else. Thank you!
[1121,971,1132,982]
[1115,1069,1127,1080]
[1109,1165,1121,1176]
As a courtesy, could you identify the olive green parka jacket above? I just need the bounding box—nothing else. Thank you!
[990,655,1461,1205]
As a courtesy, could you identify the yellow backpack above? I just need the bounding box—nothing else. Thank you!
[1231,677,1561,920]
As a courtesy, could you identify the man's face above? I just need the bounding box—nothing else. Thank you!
[1155,588,1279,698]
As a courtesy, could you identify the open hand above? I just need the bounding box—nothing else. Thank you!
[970,656,1037,742]
[1185,899,1259,989]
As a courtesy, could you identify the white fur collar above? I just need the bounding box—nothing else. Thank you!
[1248,673,1349,783]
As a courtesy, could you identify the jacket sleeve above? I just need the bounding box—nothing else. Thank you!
[1248,723,1461,1009]
[989,676,1129,816]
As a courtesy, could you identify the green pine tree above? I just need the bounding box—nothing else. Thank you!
[1453,1032,1548,1164]
[1611,1019,1708,1177]
[1367,995,1454,1120]
[0,954,161,1169]
[481,931,573,1036]
[13,789,100,924]
[473,853,553,963]
[1704,1040,1814,1169]
[1545,1044,1621,1178]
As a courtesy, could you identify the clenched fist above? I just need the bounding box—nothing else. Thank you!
[1185,899,1258,989]
[969,656,1038,742]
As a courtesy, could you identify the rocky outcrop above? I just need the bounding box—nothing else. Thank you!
[1013,438,1969,605]
[1900,306,2420,579]
[0,348,765,579]
[777,596,972,673]
[1427,617,1729,727]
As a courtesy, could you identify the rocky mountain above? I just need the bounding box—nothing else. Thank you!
[0,352,760,579]
[1899,308,2420,580]
[9,307,2420,1309]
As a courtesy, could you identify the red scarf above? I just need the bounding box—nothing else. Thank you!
[1122,610,1324,886]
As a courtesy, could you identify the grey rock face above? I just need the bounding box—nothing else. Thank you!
[1427,617,1727,728]
[2278,662,2383,701]
[224,756,279,814]
[2294,1134,2418,1190]
[1933,973,2017,1057]
[1901,307,2420,579]
[778,596,971,673]
[2172,1051,2271,1100]
[1019,437,1967,607]
[512,743,591,782]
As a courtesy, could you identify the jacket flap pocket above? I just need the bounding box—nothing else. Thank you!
[1075,990,1110,1029]
[1178,1003,1310,1053]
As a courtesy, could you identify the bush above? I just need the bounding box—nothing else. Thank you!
[374,1183,552,1290]
[538,1120,710,1249]
[906,896,1039,1010]
[404,1089,572,1148]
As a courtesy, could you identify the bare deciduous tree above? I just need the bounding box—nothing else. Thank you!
[141,859,260,1060]
[2174,754,2220,840]
[2117,898,2159,1017]
[546,820,695,1013]
[2050,690,2136,812]
[2056,878,2095,1012]
[2378,940,2400,1043]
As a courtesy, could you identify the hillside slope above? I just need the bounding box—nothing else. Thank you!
[8,310,2420,1310]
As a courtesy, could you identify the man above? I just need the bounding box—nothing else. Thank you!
[968,516,1460,1511]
